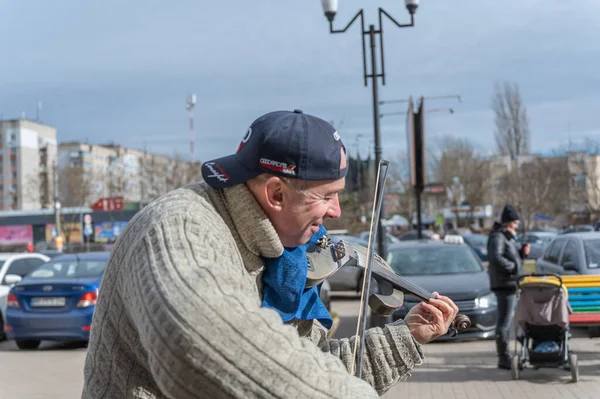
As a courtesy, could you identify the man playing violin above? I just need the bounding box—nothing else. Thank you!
[82,109,459,399]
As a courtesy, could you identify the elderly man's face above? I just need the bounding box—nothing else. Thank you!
[249,148,347,248]
[276,175,345,247]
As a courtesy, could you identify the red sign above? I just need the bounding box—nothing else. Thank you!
[91,197,125,211]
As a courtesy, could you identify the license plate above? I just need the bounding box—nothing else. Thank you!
[31,297,66,307]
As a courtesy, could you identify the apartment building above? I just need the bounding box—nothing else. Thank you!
[566,151,600,224]
[0,119,57,211]
[57,142,201,207]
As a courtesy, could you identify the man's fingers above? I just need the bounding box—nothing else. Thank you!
[437,295,459,316]
[431,293,459,317]
[428,298,455,319]
[420,302,443,321]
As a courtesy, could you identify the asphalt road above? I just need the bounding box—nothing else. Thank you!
[1,297,598,398]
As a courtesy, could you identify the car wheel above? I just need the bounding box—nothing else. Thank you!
[0,316,5,341]
[16,340,41,350]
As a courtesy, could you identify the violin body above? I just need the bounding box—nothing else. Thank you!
[305,235,471,335]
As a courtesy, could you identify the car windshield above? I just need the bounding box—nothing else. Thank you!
[387,246,483,276]
[28,259,108,279]
[583,240,600,269]
[464,235,487,247]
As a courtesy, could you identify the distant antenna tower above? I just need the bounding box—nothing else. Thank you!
[37,101,42,121]
[186,94,196,163]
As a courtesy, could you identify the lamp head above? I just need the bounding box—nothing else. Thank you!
[405,0,419,15]
[321,0,338,22]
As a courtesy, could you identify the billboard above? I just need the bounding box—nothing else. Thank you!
[0,225,33,246]
[45,223,83,244]
[94,221,128,243]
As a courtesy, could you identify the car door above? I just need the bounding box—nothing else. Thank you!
[559,239,582,275]
[537,238,567,274]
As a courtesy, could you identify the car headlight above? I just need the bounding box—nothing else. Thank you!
[474,292,497,309]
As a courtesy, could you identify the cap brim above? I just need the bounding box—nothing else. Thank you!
[201,154,260,189]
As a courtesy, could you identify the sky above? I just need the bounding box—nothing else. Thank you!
[2,0,600,163]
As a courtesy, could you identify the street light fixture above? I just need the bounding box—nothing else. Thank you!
[380,107,455,118]
[319,0,419,261]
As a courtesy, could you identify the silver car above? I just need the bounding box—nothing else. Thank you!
[535,233,600,275]
[0,253,50,340]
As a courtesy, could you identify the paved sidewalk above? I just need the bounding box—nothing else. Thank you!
[331,297,600,399]
[383,335,600,399]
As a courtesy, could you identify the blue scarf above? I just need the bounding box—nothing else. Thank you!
[261,225,333,329]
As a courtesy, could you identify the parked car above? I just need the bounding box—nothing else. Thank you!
[5,252,110,349]
[515,232,557,260]
[327,235,369,292]
[388,237,497,341]
[522,232,556,246]
[535,233,600,275]
[357,232,401,244]
[462,234,488,262]
[397,230,436,241]
[561,225,594,234]
[0,253,50,341]
[319,279,332,311]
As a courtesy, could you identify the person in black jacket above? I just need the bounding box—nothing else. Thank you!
[487,204,530,369]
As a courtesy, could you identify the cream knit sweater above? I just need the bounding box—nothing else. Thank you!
[82,182,423,398]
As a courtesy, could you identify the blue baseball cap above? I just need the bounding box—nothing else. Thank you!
[201,109,347,189]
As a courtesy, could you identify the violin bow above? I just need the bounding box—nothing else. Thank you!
[350,159,390,378]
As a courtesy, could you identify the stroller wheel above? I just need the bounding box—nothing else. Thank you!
[511,355,520,380]
[569,354,579,382]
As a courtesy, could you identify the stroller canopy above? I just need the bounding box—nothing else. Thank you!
[514,277,572,332]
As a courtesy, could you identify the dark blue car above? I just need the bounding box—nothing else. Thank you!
[5,252,110,350]
[462,234,488,262]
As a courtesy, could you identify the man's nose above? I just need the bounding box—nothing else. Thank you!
[326,196,342,219]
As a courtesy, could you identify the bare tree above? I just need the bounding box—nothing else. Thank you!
[23,172,46,209]
[387,152,415,226]
[495,156,570,231]
[58,166,93,207]
[569,139,600,223]
[492,81,531,159]
[165,152,202,192]
[431,136,490,227]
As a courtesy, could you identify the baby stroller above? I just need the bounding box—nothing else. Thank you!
[511,273,579,382]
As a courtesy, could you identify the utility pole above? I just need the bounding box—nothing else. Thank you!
[53,162,61,236]
[186,94,196,163]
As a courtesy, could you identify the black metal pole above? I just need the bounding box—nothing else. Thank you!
[416,187,423,239]
[368,24,386,260]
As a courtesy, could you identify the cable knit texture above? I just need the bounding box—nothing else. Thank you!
[81,182,423,399]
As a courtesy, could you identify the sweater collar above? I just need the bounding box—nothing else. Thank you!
[218,183,284,259]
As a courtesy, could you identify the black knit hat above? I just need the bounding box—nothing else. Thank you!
[501,204,520,223]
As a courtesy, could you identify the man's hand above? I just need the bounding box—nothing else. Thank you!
[523,243,531,256]
[404,292,459,344]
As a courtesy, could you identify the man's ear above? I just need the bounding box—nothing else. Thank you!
[263,176,285,211]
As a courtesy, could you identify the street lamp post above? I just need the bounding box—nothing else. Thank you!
[320,0,420,260]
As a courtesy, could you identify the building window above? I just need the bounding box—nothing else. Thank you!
[10,158,16,167]
[12,171,16,179]
[572,173,586,189]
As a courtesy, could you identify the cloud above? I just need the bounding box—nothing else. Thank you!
[1,0,600,163]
